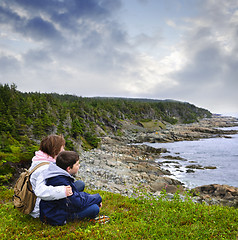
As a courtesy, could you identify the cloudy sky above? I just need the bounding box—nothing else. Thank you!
[0,0,237,115]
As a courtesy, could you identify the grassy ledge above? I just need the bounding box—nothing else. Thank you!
[0,186,237,240]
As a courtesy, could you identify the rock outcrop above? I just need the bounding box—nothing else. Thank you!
[192,184,238,207]
[77,141,183,197]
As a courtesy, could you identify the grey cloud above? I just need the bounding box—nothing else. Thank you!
[14,0,54,9]
[0,0,121,40]
[49,0,110,32]
[0,4,62,42]
[176,45,223,85]
[24,17,62,41]
[136,0,149,4]
[225,56,238,89]
[81,30,103,49]
[11,0,119,24]
[0,55,22,87]
[147,1,238,113]
[23,49,52,66]
[133,32,163,49]
[190,27,212,41]
[0,0,129,69]
[171,1,238,86]
[0,5,21,26]
[0,55,20,73]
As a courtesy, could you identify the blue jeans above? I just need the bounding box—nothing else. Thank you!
[68,204,100,221]
[68,180,99,221]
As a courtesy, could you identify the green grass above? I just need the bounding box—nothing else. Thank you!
[139,120,166,131]
[0,186,237,240]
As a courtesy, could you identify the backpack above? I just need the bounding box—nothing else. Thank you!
[13,162,50,214]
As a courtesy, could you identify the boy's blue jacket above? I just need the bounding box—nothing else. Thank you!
[39,163,102,226]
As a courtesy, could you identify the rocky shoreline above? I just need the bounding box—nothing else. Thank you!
[77,115,238,207]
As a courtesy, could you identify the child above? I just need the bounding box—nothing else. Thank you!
[40,151,108,226]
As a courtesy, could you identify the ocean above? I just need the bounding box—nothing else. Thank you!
[144,126,238,189]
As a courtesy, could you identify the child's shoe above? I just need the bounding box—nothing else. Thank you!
[89,215,110,224]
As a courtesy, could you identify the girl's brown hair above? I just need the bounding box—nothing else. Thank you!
[40,135,65,158]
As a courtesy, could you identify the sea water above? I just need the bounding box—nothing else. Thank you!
[144,126,238,188]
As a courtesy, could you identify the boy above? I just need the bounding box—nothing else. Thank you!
[40,151,108,226]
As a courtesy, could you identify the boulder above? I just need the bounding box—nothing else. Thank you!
[192,184,238,207]
[150,177,184,193]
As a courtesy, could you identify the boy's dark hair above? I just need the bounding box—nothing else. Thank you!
[40,135,65,158]
[56,151,79,170]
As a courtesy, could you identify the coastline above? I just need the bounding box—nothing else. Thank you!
[148,126,238,188]
[77,115,238,207]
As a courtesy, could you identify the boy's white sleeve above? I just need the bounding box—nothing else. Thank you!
[34,171,66,200]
